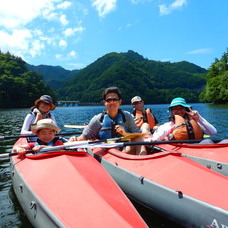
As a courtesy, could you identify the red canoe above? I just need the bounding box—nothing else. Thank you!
[87,146,228,227]
[155,142,228,177]
[10,138,147,228]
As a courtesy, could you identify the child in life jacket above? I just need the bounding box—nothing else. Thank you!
[13,119,66,155]
[150,97,217,141]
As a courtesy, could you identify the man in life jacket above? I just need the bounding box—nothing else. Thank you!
[150,97,217,141]
[69,87,147,155]
[131,96,159,134]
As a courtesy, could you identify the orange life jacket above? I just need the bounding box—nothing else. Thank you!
[134,109,156,129]
[172,115,204,140]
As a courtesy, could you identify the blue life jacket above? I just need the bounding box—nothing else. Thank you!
[98,110,126,140]
[35,137,63,146]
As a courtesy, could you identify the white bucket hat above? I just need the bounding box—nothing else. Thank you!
[31,119,60,134]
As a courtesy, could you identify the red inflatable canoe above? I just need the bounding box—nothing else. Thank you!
[10,138,147,228]
[87,145,228,227]
[154,141,228,177]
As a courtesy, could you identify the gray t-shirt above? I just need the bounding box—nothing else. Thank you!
[82,110,140,140]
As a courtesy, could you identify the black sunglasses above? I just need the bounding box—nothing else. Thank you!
[105,98,120,103]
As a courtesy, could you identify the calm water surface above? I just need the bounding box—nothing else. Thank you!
[0,103,227,227]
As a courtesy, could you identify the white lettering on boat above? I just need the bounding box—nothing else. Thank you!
[209,219,228,228]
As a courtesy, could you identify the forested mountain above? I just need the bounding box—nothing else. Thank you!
[200,49,228,103]
[0,51,55,108]
[57,50,207,104]
[1,49,213,108]
[27,64,79,91]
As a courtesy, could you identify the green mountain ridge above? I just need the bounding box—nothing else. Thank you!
[56,50,207,104]
[27,64,79,91]
[2,49,227,108]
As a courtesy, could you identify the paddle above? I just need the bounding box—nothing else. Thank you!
[96,138,224,147]
[64,125,87,129]
[0,141,96,158]
[0,132,82,140]
[1,132,146,158]
[0,150,34,158]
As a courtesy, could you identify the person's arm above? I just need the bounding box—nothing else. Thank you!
[197,115,217,135]
[50,114,56,122]
[20,113,35,135]
[32,108,43,123]
[186,109,217,135]
[152,122,174,141]
[12,145,27,155]
[12,142,34,156]
[123,111,141,133]
[69,115,101,141]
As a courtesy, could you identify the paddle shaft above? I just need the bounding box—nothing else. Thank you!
[0,132,82,140]
[38,138,222,152]
[0,150,34,158]
[36,136,131,153]
[120,139,222,146]
[2,136,125,158]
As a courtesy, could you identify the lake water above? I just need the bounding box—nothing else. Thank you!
[0,103,227,227]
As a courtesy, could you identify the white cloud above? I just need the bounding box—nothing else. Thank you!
[42,10,58,20]
[92,0,117,17]
[0,29,32,52]
[0,0,86,62]
[60,14,69,25]
[57,1,72,9]
[0,0,55,28]
[118,23,133,31]
[29,40,45,57]
[186,48,213,55]
[55,54,63,59]
[55,50,78,61]
[159,0,187,16]
[59,39,67,48]
[63,27,85,37]
[68,50,78,58]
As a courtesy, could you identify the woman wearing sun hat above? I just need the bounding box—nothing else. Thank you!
[150,97,217,141]
[20,95,57,137]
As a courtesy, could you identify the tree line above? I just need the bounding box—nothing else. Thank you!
[0,49,227,109]
[199,48,228,103]
[0,51,55,108]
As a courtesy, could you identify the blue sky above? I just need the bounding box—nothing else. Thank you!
[0,0,227,70]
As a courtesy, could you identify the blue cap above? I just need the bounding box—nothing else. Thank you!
[169,97,191,109]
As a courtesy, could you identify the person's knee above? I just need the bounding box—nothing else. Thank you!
[218,139,228,144]
[140,123,150,134]
[199,139,214,144]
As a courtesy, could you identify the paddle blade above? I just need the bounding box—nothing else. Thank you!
[203,134,211,138]
[64,125,86,129]
[121,133,147,141]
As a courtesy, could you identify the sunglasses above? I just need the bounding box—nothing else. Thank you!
[132,101,141,105]
[105,98,120,103]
